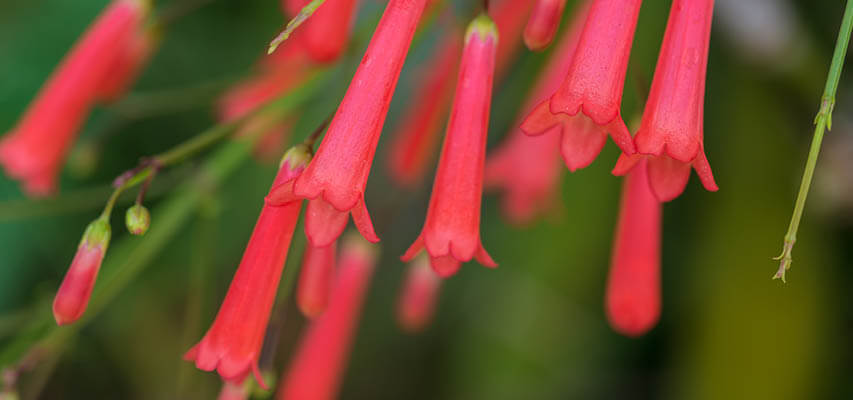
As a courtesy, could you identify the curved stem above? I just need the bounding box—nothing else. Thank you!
[100,71,326,218]
[774,0,853,282]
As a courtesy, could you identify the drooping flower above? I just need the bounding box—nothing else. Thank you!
[387,32,462,187]
[296,241,337,318]
[486,2,588,224]
[284,0,361,63]
[0,0,148,196]
[606,159,661,336]
[53,217,111,326]
[401,15,499,278]
[97,24,158,102]
[218,68,308,123]
[521,0,641,171]
[612,0,717,201]
[185,145,311,386]
[524,0,567,51]
[493,0,535,77]
[277,235,377,400]
[219,46,308,161]
[397,255,441,332]
[278,0,429,247]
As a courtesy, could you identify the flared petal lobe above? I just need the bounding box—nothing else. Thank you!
[524,0,567,51]
[291,0,429,246]
[185,146,311,386]
[521,0,641,170]
[401,15,498,277]
[613,0,717,201]
[0,0,146,196]
[606,159,661,336]
[278,236,377,400]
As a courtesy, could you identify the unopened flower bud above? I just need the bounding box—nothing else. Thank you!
[125,204,150,235]
[53,217,111,325]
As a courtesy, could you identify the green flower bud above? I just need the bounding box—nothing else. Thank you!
[125,204,151,236]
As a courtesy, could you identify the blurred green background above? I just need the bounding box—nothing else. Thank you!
[0,0,851,398]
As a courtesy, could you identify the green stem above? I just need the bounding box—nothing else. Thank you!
[0,140,253,370]
[103,71,325,216]
[774,0,853,282]
[0,70,328,371]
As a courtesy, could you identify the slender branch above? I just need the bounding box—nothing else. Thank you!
[100,71,326,219]
[0,138,257,371]
[774,0,853,282]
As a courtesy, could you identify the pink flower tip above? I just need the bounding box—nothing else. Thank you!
[523,0,566,51]
[605,159,661,337]
[606,294,660,337]
[217,380,250,400]
[297,242,337,318]
[397,256,441,332]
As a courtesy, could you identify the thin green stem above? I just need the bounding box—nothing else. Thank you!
[0,140,253,371]
[102,71,325,218]
[774,0,853,282]
[0,71,328,371]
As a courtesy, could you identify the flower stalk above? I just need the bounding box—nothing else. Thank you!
[774,0,853,282]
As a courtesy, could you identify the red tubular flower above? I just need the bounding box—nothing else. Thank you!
[606,159,661,336]
[387,33,462,187]
[277,235,377,400]
[612,0,717,201]
[521,0,640,171]
[493,0,535,77]
[524,0,567,51]
[218,50,308,161]
[185,146,311,386]
[485,2,588,224]
[277,0,429,247]
[0,0,146,196]
[397,255,441,333]
[401,15,498,278]
[285,0,360,63]
[297,241,337,318]
[53,217,111,326]
[97,26,158,102]
[242,118,294,163]
[218,71,307,123]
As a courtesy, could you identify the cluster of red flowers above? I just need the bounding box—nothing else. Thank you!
[2,0,718,397]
